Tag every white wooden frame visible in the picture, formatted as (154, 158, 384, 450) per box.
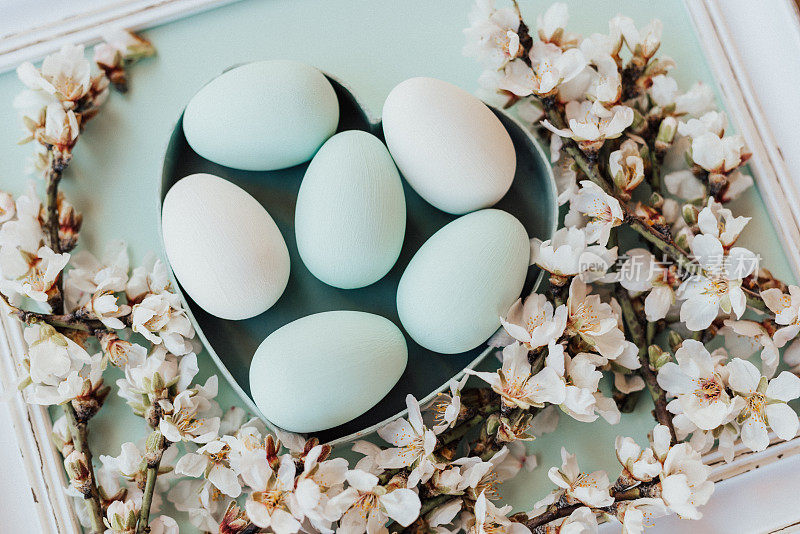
(0, 0, 241, 74)
(1, 0, 800, 532)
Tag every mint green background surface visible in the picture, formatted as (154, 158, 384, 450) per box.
(0, 0, 795, 530)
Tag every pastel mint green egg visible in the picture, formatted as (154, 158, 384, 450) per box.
(295, 130, 406, 289)
(250, 311, 408, 432)
(397, 209, 529, 354)
(183, 60, 339, 171)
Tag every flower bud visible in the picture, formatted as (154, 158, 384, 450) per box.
(649, 345, 671, 369)
(64, 451, 92, 496)
(106, 500, 139, 532)
(648, 192, 664, 209)
(655, 116, 678, 150)
(667, 331, 683, 352)
(681, 204, 699, 226)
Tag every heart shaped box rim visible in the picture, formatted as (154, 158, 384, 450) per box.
(157, 67, 558, 446)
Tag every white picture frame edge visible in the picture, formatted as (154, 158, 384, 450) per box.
(1, 0, 800, 531)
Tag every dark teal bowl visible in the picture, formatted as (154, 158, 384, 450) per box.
(159, 69, 558, 444)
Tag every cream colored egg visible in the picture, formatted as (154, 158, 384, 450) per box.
(161, 173, 290, 320)
(382, 77, 516, 215)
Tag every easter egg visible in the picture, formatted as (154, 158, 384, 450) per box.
(183, 60, 339, 171)
(397, 209, 529, 354)
(295, 130, 406, 289)
(161, 173, 290, 320)
(382, 77, 516, 214)
(250, 311, 408, 432)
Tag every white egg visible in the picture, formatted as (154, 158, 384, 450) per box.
(382, 77, 516, 215)
(250, 311, 408, 432)
(161, 173, 290, 320)
(295, 130, 406, 289)
(183, 60, 339, 171)
(397, 209, 529, 354)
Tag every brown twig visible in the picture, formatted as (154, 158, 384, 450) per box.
(512, 480, 660, 531)
(615, 287, 677, 444)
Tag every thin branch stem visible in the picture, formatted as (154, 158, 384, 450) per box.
(63, 402, 104, 533)
(137, 433, 168, 534)
(514, 480, 660, 530)
(42, 151, 106, 531)
(615, 287, 677, 444)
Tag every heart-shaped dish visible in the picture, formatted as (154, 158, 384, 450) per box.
(159, 67, 558, 445)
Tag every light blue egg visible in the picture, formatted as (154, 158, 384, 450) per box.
(295, 131, 406, 289)
(183, 60, 339, 171)
(249, 311, 407, 432)
(397, 209, 529, 354)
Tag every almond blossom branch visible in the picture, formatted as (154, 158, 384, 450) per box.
(63, 400, 105, 534)
(615, 286, 677, 444)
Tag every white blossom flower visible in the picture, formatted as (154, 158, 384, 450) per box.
(721, 319, 780, 378)
(553, 157, 579, 205)
(676, 83, 716, 116)
(126, 253, 171, 302)
(158, 384, 220, 444)
(245, 454, 303, 534)
(131, 291, 195, 355)
(167, 478, 225, 531)
(616, 498, 668, 534)
(657, 340, 734, 430)
(720, 169, 754, 202)
(614, 436, 661, 482)
(726, 358, 800, 451)
(536, 3, 569, 44)
(546, 345, 616, 423)
(659, 439, 714, 519)
(43, 103, 80, 151)
(149, 516, 179, 534)
(431, 375, 469, 433)
(697, 198, 750, 248)
(83, 290, 131, 329)
(548, 447, 613, 508)
(463, 0, 522, 69)
(0, 191, 15, 224)
(0, 245, 69, 303)
(566, 181, 623, 246)
(617, 248, 677, 322)
(612, 16, 662, 59)
(325, 469, 421, 534)
(648, 75, 678, 108)
(678, 111, 727, 138)
(471, 491, 530, 534)
(175, 438, 242, 497)
(677, 234, 758, 330)
(761, 285, 800, 346)
(22, 323, 103, 405)
(468, 342, 566, 410)
(542, 100, 634, 151)
(565, 277, 626, 360)
(663, 169, 706, 201)
(377, 395, 440, 487)
(94, 29, 155, 67)
(500, 291, 567, 349)
(498, 42, 586, 98)
(117, 347, 198, 414)
(690, 132, 747, 174)
(551, 506, 598, 533)
(531, 227, 617, 282)
(17, 44, 91, 103)
(609, 140, 645, 195)
(104, 499, 138, 534)
(64, 240, 129, 311)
